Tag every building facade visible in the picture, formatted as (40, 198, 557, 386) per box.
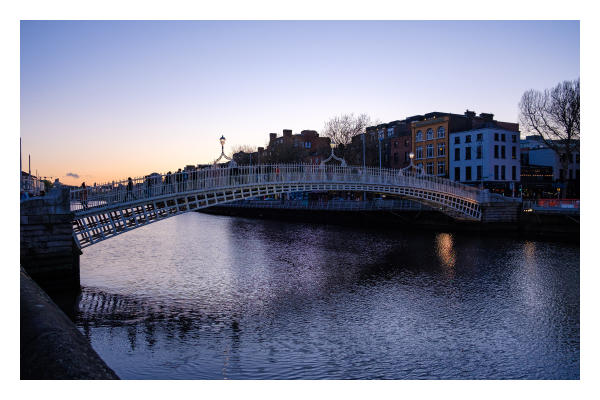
(449, 123, 521, 194)
(410, 110, 519, 179)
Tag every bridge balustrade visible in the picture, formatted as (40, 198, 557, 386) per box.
(70, 164, 481, 213)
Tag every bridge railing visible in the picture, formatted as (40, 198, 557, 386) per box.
(69, 164, 481, 213)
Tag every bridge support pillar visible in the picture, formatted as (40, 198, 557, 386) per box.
(20, 188, 81, 293)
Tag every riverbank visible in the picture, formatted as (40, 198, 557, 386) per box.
(198, 206, 579, 241)
(20, 266, 119, 380)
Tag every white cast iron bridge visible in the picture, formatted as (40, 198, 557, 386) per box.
(70, 164, 486, 248)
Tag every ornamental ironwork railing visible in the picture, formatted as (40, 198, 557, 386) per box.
(69, 164, 482, 213)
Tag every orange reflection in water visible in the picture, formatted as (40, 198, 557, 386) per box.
(436, 233, 456, 281)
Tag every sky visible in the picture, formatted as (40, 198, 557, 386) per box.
(19, 20, 580, 186)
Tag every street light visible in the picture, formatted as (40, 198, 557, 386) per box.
(320, 139, 347, 167)
(477, 136, 484, 190)
(213, 135, 234, 168)
(378, 131, 384, 169)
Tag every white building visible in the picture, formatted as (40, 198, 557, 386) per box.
(528, 147, 580, 181)
(449, 122, 521, 189)
(21, 171, 44, 195)
(521, 135, 580, 181)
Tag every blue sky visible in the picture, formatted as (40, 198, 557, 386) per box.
(19, 20, 580, 184)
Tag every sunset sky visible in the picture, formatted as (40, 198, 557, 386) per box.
(19, 20, 580, 186)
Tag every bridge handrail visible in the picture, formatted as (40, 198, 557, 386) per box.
(69, 164, 481, 213)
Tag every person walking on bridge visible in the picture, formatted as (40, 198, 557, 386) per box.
(80, 182, 88, 209)
(126, 177, 135, 201)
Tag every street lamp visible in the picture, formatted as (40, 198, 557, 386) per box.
(320, 139, 347, 167)
(400, 151, 424, 175)
(213, 135, 235, 168)
(378, 131, 384, 169)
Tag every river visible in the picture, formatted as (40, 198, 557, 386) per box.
(70, 212, 579, 379)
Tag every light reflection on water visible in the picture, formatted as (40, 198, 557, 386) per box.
(76, 212, 579, 380)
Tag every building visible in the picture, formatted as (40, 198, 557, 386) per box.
(411, 110, 519, 178)
(242, 129, 330, 165)
(21, 171, 44, 195)
(364, 117, 420, 169)
(449, 122, 521, 195)
(519, 134, 580, 198)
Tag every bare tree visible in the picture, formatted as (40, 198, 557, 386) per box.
(229, 144, 257, 158)
(518, 78, 580, 198)
(321, 113, 381, 146)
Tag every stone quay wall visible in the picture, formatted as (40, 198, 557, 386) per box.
(20, 188, 81, 292)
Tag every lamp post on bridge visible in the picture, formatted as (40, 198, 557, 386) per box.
(400, 151, 425, 175)
(320, 140, 347, 167)
(213, 135, 236, 169)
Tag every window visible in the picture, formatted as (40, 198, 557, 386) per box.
(569, 169, 573, 179)
(494, 133, 499, 141)
(306, 142, 311, 148)
(465, 135, 471, 143)
(426, 129, 433, 140)
(476, 145, 482, 159)
(416, 131, 423, 141)
(454, 167, 460, 181)
(494, 145, 499, 158)
(394, 141, 398, 148)
(416, 146, 423, 159)
(576, 154, 580, 163)
(394, 153, 399, 162)
(454, 136, 460, 144)
(477, 133, 483, 142)
(465, 147, 472, 160)
(405, 152, 410, 162)
(501, 165, 506, 180)
(426, 144, 434, 158)
(426, 162, 434, 175)
(576, 169, 580, 179)
(405, 140, 410, 147)
(454, 148, 460, 161)
(512, 146, 516, 159)
(569, 154, 574, 164)
(477, 165, 482, 180)
(501, 146, 506, 159)
(437, 161, 445, 175)
(466, 166, 472, 181)
(437, 126, 445, 138)
(294, 140, 298, 147)
(512, 135, 517, 143)
(501, 133, 506, 142)
(494, 165, 499, 180)
(512, 166, 517, 181)
(438, 142, 445, 157)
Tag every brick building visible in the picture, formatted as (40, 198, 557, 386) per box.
(410, 110, 519, 177)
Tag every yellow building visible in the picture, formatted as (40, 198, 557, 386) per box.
(411, 116, 450, 177)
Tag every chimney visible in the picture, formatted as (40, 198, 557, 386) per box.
(465, 110, 476, 118)
(269, 133, 277, 143)
(283, 129, 292, 137)
(479, 113, 494, 122)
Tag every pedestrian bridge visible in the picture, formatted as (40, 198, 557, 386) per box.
(70, 164, 489, 248)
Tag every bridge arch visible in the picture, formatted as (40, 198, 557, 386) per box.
(71, 164, 484, 248)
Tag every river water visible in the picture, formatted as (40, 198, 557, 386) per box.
(73, 212, 579, 379)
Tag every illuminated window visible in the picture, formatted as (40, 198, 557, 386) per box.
(437, 142, 445, 157)
(437, 161, 445, 175)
